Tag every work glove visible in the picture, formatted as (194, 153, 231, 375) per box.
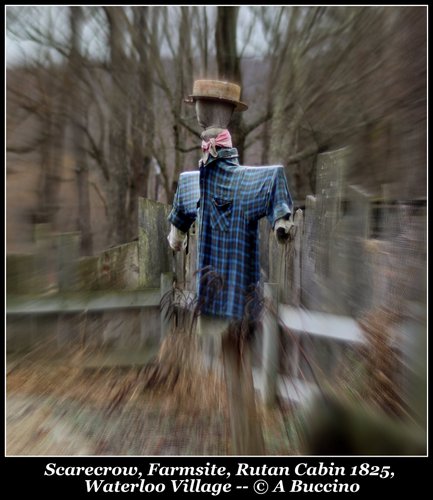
(274, 216, 296, 244)
(167, 224, 187, 252)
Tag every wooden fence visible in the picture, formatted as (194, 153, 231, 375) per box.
(6, 147, 426, 407)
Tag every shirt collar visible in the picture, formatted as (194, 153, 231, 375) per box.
(199, 147, 239, 168)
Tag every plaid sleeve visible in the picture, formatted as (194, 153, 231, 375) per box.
(266, 166, 293, 227)
(242, 166, 292, 226)
(168, 172, 200, 232)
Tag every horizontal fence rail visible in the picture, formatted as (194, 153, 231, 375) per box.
(6, 289, 161, 314)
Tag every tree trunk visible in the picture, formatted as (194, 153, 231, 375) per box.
(261, 94, 272, 165)
(171, 7, 193, 202)
(215, 7, 241, 83)
(69, 6, 93, 256)
(215, 6, 245, 162)
(36, 108, 56, 223)
(34, 66, 66, 226)
(105, 7, 129, 246)
(129, 7, 154, 237)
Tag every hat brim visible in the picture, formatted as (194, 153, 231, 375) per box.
(185, 95, 248, 112)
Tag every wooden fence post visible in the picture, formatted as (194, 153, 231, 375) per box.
(301, 195, 318, 310)
(185, 222, 198, 292)
(138, 198, 172, 288)
(222, 328, 265, 455)
(293, 209, 303, 306)
(262, 282, 279, 407)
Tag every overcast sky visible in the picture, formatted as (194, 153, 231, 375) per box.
(5, 5, 270, 67)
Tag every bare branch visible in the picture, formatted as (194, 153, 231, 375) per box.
(7, 136, 45, 154)
(90, 181, 109, 216)
(243, 109, 274, 137)
(239, 7, 258, 59)
(75, 121, 110, 181)
(175, 144, 202, 153)
(178, 117, 202, 139)
(286, 144, 319, 165)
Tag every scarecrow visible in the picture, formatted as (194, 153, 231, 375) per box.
(167, 80, 294, 453)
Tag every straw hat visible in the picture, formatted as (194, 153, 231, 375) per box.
(185, 79, 248, 112)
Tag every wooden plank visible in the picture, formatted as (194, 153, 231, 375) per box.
(98, 241, 139, 290)
(279, 305, 364, 344)
(252, 369, 318, 405)
(259, 218, 270, 281)
(222, 331, 265, 455)
(56, 232, 81, 292)
(6, 289, 161, 314)
(6, 254, 37, 295)
(313, 148, 350, 314)
(34, 223, 54, 294)
(262, 283, 279, 407)
(185, 222, 198, 292)
(292, 209, 303, 306)
(301, 195, 318, 310)
(138, 198, 172, 288)
(78, 256, 100, 290)
(268, 224, 293, 304)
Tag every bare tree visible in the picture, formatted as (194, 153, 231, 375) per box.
(147, 6, 200, 203)
(103, 7, 130, 245)
(262, 7, 403, 198)
(69, 6, 93, 255)
(7, 5, 426, 251)
(7, 8, 68, 226)
(127, 7, 155, 234)
(215, 6, 274, 163)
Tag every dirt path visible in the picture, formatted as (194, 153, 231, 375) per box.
(7, 375, 228, 455)
(7, 391, 229, 455)
(6, 350, 292, 456)
(7, 394, 95, 455)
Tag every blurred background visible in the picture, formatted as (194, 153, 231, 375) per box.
(6, 6, 427, 456)
(6, 6, 426, 254)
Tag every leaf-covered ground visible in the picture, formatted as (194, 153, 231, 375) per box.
(6, 347, 293, 456)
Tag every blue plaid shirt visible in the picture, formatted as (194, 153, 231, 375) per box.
(168, 147, 293, 319)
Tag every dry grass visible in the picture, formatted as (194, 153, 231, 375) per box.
(140, 330, 228, 414)
(7, 334, 292, 455)
(6, 341, 229, 455)
(7, 293, 419, 456)
(357, 306, 409, 418)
